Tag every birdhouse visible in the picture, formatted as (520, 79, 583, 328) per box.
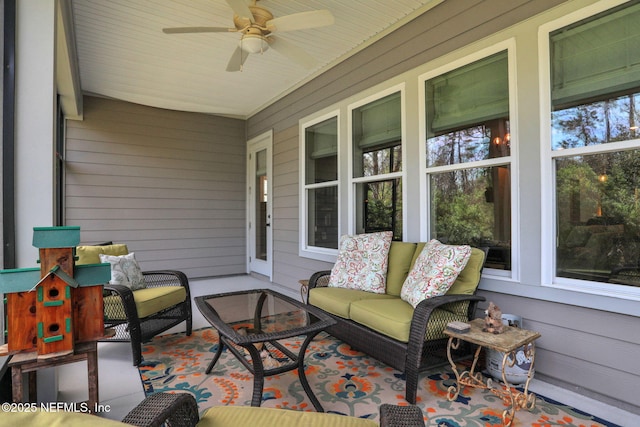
(0, 226, 110, 359)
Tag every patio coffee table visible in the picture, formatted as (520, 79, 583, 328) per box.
(194, 289, 336, 411)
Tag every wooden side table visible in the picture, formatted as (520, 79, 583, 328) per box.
(8, 341, 99, 413)
(443, 318, 541, 427)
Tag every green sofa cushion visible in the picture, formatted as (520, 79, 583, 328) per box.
(446, 247, 485, 295)
(3, 410, 130, 427)
(385, 241, 418, 296)
(349, 298, 468, 343)
(349, 297, 414, 342)
(76, 244, 129, 265)
(198, 406, 377, 427)
(104, 286, 187, 319)
(309, 287, 396, 319)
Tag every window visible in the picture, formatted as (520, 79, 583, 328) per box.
(551, 2, 640, 289)
(424, 50, 512, 271)
(302, 115, 339, 253)
(351, 90, 403, 240)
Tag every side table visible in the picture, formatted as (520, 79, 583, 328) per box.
(298, 279, 309, 303)
(8, 341, 99, 413)
(443, 318, 541, 426)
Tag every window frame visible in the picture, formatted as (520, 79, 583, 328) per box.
(347, 84, 407, 238)
(539, 0, 640, 301)
(299, 110, 341, 262)
(419, 40, 520, 281)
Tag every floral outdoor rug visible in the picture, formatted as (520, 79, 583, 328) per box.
(138, 328, 619, 427)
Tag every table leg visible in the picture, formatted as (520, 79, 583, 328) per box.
(498, 344, 537, 426)
(87, 346, 99, 413)
(11, 367, 23, 403)
(205, 339, 226, 374)
(297, 331, 324, 412)
(446, 337, 484, 401)
(245, 344, 265, 407)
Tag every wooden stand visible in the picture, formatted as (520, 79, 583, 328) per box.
(8, 340, 99, 412)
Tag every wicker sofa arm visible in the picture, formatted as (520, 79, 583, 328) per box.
(308, 270, 332, 289)
(379, 404, 425, 427)
(103, 283, 141, 323)
(122, 392, 200, 427)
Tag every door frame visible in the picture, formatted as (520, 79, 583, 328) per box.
(246, 130, 273, 280)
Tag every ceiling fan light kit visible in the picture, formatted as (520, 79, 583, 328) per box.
(162, 0, 334, 71)
(240, 34, 269, 54)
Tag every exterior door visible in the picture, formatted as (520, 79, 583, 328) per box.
(247, 131, 273, 279)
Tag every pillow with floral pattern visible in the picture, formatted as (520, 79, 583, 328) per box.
(328, 231, 393, 294)
(400, 239, 471, 308)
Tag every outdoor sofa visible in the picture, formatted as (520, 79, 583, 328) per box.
(307, 239, 486, 404)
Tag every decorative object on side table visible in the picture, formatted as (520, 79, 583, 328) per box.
(482, 301, 505, 334)
(444, 318, 541, 427)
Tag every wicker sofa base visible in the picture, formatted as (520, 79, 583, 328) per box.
(321, 310, 462, 404)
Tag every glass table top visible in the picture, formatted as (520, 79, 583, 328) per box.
(195, 289, 334, 343)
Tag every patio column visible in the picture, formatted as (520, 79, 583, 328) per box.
(14, 0, 56, 267)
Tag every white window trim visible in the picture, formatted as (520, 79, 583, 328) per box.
(418, 39, 520, 281)
(299, 109, 341, 262)
(347, 83, 407, 237)
(538, 0, 640, 302)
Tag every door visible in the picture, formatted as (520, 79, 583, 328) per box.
(247, 131, 273, 279)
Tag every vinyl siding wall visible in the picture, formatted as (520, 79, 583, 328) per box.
(65, 96, 246, 278)
(246, 0, 639, 414)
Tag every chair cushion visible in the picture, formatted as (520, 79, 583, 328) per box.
(309, 287, 395, 319)
(385, 241, 418, 296)
(76, 244, 129, 265)
(349, 298, 467, 343)
(446, 247, 485, 295)
(3, 410, 130, 427)
(198, 406, 377, 427)
(104, 286, 187, 320)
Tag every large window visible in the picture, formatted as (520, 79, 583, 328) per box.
(551, 2, 640, 289)
(351, 91, 403, 240)
(302, 115, 339, 252)
(424, 50, 512, 271)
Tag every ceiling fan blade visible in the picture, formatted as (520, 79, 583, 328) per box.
(268, 36, 317, 69)
(163, 27, 234, 34)
(266, 10, 334, 32)
(225, 0, 254, 23)
(226, 46, 249, 72)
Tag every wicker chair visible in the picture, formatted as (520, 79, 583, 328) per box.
(76, 244, 193, 366)
(102, 269, 192, 366)
(122, 392, 426, 427)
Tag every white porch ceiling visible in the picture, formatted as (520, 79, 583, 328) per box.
(71, 0, 441, 118)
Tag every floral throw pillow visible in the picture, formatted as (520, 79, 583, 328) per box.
(328, 231, 393, 294)
(400, 239, 472, 308)
(99, 252, 146, 291)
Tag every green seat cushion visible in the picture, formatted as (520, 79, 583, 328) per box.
(385, 241, 418, 296)
(4, 410, 130, 427)
(349, 298, 467, 343)
(76, 244, 129, 265)
(104, 286, 186, 319)
(198, 406, 377, 427)
(309, 287, 396, 319)
(349, 297, 414, 342)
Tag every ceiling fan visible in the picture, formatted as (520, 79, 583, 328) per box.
(162, 0, 334, 72)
